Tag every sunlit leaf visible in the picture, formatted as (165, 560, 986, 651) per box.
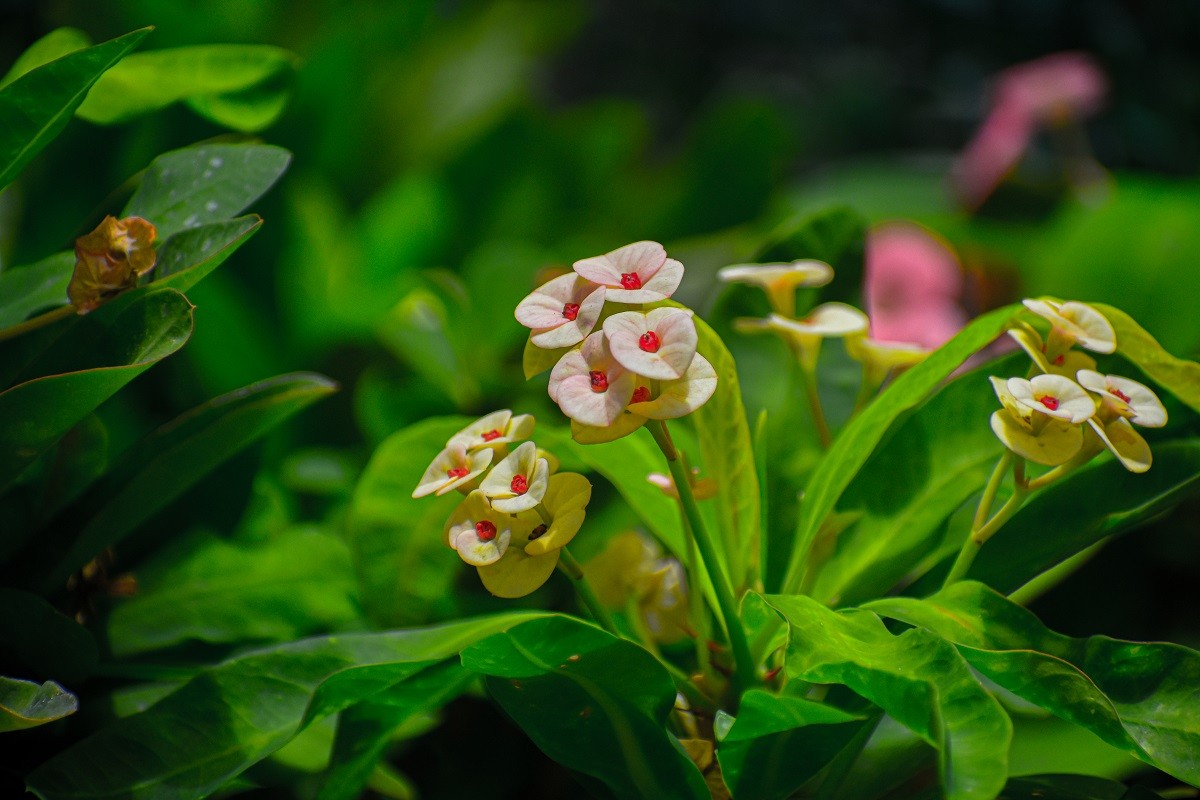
(1095, 303, 1200, 415)
(0, 28, 90, 89)
(460, 616, 709, 800)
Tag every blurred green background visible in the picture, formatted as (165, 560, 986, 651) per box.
(3, 1, 1199, 794)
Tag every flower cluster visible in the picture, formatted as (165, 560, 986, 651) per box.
(992, 299, 1166, 472)
(412, 410, 592, 597)
(516, 241, 716, 442)
(68, 215, 158, 314)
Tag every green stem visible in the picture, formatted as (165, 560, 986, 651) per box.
(971, 451, 1013, 531)
(557, 547, 620, 638)
(798, 362, 832, 448)
(677, 497, 716, 685)
(0, 304, 74, 343)
(943, 457, 1027, 589)
(648, 421, 756, 705)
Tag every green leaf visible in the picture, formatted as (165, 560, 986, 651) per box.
(968, 439, 1200, 593)
(123, 142, 291, 239)
(0, 676, 77, 733)
(0, 251, 74, 327)
(0, 28, 91, 89)
(76, 44, 296, 131)
(779, 303, 1021, 592)
(26, 613, 545, 800)
(717, 689, 864, 800)
(106, 528, 361, 658)
(1000, 774, 1163, 800)
(21, 373, 336, 595)
(0, 589, 96, 685)
(460, 616, 709, 800)
(376, 286, 479, 408)
(0, 28, 151, 190)
(765, 593, 1012, 800)
(867, 581, 1200, 784)
(811, 354, 1017, 606)
(1095, 303, 1200, 415)
(346, 416, 471, 628)
(753, 205, 867, 269)
(690, 307, 761, 593)
(152, 214, 263, 293)
(0, 288, 193, 491)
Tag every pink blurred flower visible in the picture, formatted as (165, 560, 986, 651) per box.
(864, 222, 966, 350)
(953, 52, 1107, 208)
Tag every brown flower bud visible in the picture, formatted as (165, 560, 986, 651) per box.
(68, 215, 157, 313)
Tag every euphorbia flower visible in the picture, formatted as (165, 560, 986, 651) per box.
(1023, 299, 1116, 358)
(626, 353, 717, 419)
(864, 222, 966, 350)
(572, 240, 683, 303)
(479, 441, 550, 513)
(1008, 324, 1096, 378)
(1076, 370, 1167, 473)
(514, 273, 607, 349)
(68, 215, 158, 313)
(647, 469, 718, 501)
(716, 260, 833, 317)
(444, 490, 530, 567)
(743, 304, 869, 371)
(448, 409, 535, 453)
(477, 472, 592, 598)
(846, 336, 929, 389)
(412, 442, 494, 498)
(548, 331, 636, 426)
(989, 375, 1087, 465)
(603, 307, 698, 380)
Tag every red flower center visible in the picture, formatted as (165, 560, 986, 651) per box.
(475, 520, 497, 541)
(631, 386, 651, 403)
(639, 331, 661, 353)
(529, 523, 548, 540)
(1039, 395, 1060, 411)
(562, 302, 580, 321)
(511, 474, 528, 495)
(481, 429, 503, 442)
(1053, 354, 1065, 366)
(619, 272, 642, 290)
(1110, 387, 1132, 403)
(589, 370, 609, 392)
(446, 466, 470, 479)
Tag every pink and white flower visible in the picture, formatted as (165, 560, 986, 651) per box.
(602, 307, 698, 380)
(626, 353, 717, 419)
(479, 441, 550, 513)
(412, 442, 494, 498)
(514, 273, 607, 349)
(572, 240, 684, 304)
(548, 331, 636, 427)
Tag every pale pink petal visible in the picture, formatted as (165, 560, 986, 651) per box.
(604, 307, 697, 380)
(629, 353, 717, 419)
(609, 240, 667, 277)
(601, 258, 684, 304)
(556, 369, 635, 426)
(548, 349, 589, 402)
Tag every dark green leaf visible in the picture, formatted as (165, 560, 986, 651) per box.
(0, 28, 151, 190)
(754, 205, 867, 270)
(76, 45, 297, 131)
(0, 589, 96, 685)
(26, 613, 545, 800)
(22, 373, 335, 595)
(461, 616, 709, 800)
(779, 304, 1021, 593)
(765, 593, 1011, 800)
(375, 287, 479, 408)
(0, 288, 193, 491)
(346, 416, 471, 627)
(717, 689, 863, 800)
(968, 439, 1200, 593)
(122, 142, 291, 239)
(868, 582, 1200, 785)
(151, 214, 263, 292)
(0, 676, 77, 733)
(0, 28, 90, 89)
(0, 251, 73, 327)
(1095, 303, 1200, 415)
(1000, 774, 1162, 800)
(106, 528, 361, 658)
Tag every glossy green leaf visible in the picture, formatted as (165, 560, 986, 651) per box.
(77, 45, 297, 131)
(0, 28, 150, 190)
(0, 589, 96, 685)
(152, 214, 263, 292)
(0, 28, 90, 89)
(460, 616, 709, 800)
(23, 373, 336, 595)
(123, 142, 291, 239)
(765, 593, 1011, 800)
(717, 689, 863, 800)
(1095, 303, 1200, 414)
(26, 613, 545, 800)
(106, 528, 361, 658)
(779, 303, 1021, 593)
(0, 288, 193, 491)
(0, 676, 77, 733)
(346, 416, 470, 627)
(867, 581, 1200, 784)
(0, 251, 73, 327)
(968, 439, 1200, 593)
(812, 354, 1016, 606)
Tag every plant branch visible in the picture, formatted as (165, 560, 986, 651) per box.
(0, 304, 74, 343)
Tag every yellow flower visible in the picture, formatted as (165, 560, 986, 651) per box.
(1022, 298, 1116, 360)
(68, 216, 158, 313)
(1076, 370, 1167, 473)
(989, 375, 1092, 465)
(717, 260, 833, 317)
